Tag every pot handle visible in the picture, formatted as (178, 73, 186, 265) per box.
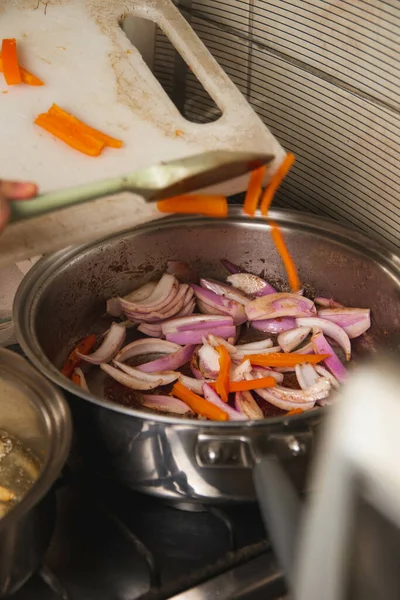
(253, 454, 301, 591)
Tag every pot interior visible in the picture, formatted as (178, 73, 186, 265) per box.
(17, 210, 400, 414)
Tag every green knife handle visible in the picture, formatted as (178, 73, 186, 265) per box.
(9, 176, 129, 223)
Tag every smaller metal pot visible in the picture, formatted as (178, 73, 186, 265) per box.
(0, 349, 72, 597)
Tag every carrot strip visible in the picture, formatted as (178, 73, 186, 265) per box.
(71, 371, 82, 386)
(228, 377, 277, 392)
(1, 39, 21, 85)
(157, 195, 228, 218)
(244, 353, 330, 367)
(259, 152, 295, 216)
(215, 345, 231, 402)
(171, 382, 228, 421)
(61, 334, 97, 378)
(269, 221, 301, 293)
(35, 113, 105, 157)
(0, 54, 43, 85)
(243, 165, 266, 216)
(286, 408, 303, 416)
(47, 104, 122, 148)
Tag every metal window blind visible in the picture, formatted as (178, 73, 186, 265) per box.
(152, 0, 400, 251)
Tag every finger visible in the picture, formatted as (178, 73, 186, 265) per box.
(0, 181, 38, 200)
(0, 196, 11, 233)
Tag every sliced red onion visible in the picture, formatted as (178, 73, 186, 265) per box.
(203, 384, 247, 421)
(162, 314, 234, 335)
(197, 298, 247, 326)
(73, 367, 90, 392)
(256, 388, 315, 412)
(221, 259, 242, 274)
(314, 297, 343, 309)
(315, 365, 339, 389)
(206, 334, 237, 355)
(191, 283, 229, 308)
(114, 361, 180, 386)
(295, 341, 314, 355)
(137, 345, 195, 373)
(234, 345, 281, 359)
(317, 308, 371, 339)
(106, 298, 123, 318)
(227, 273, 276, 296)
(137, 323, 164, 337)
(246, 293, 316, 321)
(100, 363, 164, 390)
(198, 343, 220, 378)
(235, 391, 264, 420)
(277, 326, 311, 353)
(178, 374, 204, 395)
(77, 323, 126, 365)
(190, 348, 203, 380)
(236, 339, 274, 351)
(296, 317, 351, 361)
(251, 367, 284, 384)
(166, 261, 198, 283)
(115, 339, 181, 364)
(257, 377, 331, 403)
(142, 394, 194, 415)
(124, 281, 157, 303)
(230, 359, 252, 381)
(166, 325, 236, 345)
(250, 317, 296, 333)
(311, 330, 347, 383)
(175, 298, 196, 317)
(295, 363, 320, 390)
(120, 274, 179, 314)
(123, 284, 189, 322)
(200, 278, 251, 306)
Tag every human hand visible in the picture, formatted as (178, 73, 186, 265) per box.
(0, 180, 38, 233)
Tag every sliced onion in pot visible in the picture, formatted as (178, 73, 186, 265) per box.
(230, 359, 252, 381)
(120, 274, 179, 314)
(235, 339, 274, 351)
(166, 325, 236, 345)
(124, 281, 157, 303)
(162, 315, 234, 335)
(137, 345, 195, 373)
(100, 363, 163, 390)
(203, 384, 247, 421)
(191, 284, 231, 308)
(295, 363, 320, 390)
(198, 343, 220, 378)
(113, 361, 180, 386)
(296, 317, 351, 361)
(197, 299, 247, 326)
(221, 259, 242, 274)
(317, 308, 371, 339)
(234, 345, 281, 359)
(166, 261, 198, 283)
(311, 330, 347, 383)
(206, 334, 237, 355)
(178, 374, 204, 395)
(250, 317, 296, 333)
(235, 391, 263, 420)
(106, 298, 123, 318)
(77, 323, 126, 365)
(246, 293, 316, 321)
(123, 284, 189, 322)
(256, 377, 331, 403)
(137, 323, 164, 337)
(314, 297, 343, 309)
(115, 339, 181, 364)
(73, 367, 90, 392)
(315, 365, 339, 389)
(249, 367, 284, 384)
(227, 273, 276, 297)
(256, 388, 315, 412)
(277, 327, 311, 353)
(142, 394, 194, 415)
(200, 278, 251, 306)
(295, 342, 314, 355)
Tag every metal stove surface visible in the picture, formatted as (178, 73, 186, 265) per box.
(11, 471, 286, 600)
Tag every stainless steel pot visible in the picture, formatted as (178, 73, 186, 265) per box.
(0, 349, 71, 597)
(13, 208, 400, 506)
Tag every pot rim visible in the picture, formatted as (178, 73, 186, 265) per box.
(0, 349, 72, 530)
(13, 207, 400, 428)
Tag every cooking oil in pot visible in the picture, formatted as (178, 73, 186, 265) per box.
(0, 430, 40, 519)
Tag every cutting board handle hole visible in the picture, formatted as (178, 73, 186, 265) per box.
(120, 15, 223, 125)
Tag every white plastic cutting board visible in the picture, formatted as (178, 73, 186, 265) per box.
(0, 0, 285, 266)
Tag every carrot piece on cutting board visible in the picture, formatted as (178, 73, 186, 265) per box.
(1, 39, 21, 85)
(61, 334, 97, 378)
(47, 104, 123, 149)
(157, 195, 228, 218)
(0, 53, 43, 86)
(35, 113, 105, 157)
(171, 382, 228, 421)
